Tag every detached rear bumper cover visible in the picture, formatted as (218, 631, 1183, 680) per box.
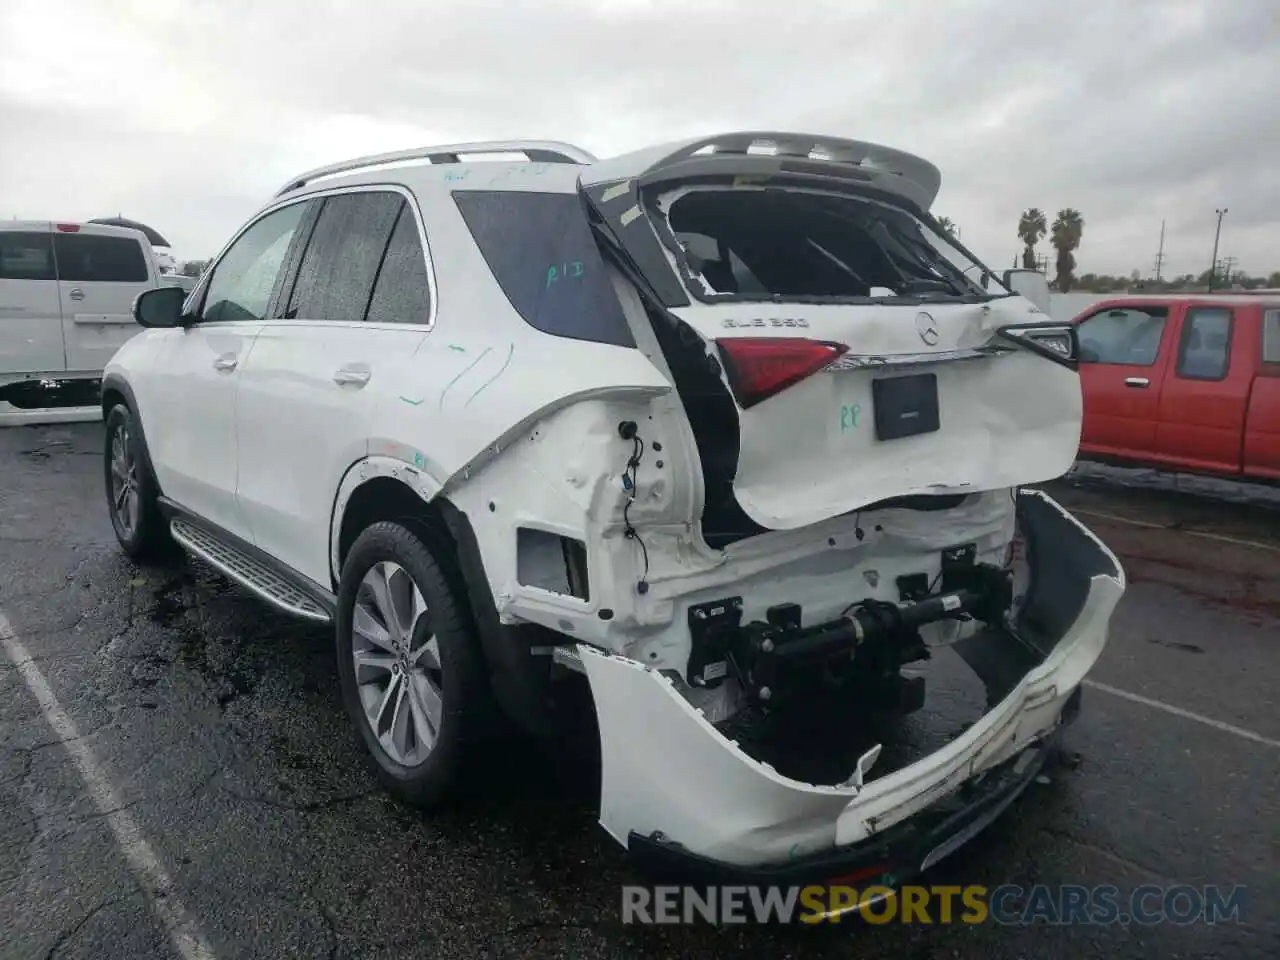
(579, 489, 1124, 876)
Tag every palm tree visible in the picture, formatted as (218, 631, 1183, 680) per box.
(1050, 209, 1085, 292)
(1017, 208, 1047, 269)
(936, 216, 958, 239)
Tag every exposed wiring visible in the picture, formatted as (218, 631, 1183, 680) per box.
(618, 422, 650, 594)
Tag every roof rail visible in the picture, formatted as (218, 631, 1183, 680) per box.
(275, 140, 597, 196)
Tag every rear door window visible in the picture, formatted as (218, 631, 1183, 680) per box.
(1176, 307, 1233, 381)
(0, 232, 56, 280)
(52, 233, 148, 282)
(1075, 306, 1168, 365)
(453, 191, 634, 346)
(284, 191, 402, 322)
(364, 207, 432, 325)
(1263, 310, 1280, 364)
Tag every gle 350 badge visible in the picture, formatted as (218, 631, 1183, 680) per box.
(721, 317, 810, 329)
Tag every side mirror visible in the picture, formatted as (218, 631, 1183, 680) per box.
(1002, 269, 1051, 314)
(133, 286, 188, 328)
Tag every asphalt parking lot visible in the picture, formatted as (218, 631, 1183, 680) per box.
(1, 422, 1277, 959)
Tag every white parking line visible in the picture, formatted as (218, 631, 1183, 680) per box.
(1070, 507, 1280, 553)
(1084, 679, 1280, 749)
(0, 609, 217, 960)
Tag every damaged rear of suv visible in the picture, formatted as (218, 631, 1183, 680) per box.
(537, 133, 1125, 892)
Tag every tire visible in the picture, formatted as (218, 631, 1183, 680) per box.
(103, 403, 174, 560)
(335, 520, 490, 808)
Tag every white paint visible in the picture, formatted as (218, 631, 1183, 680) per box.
(581, 490, 1125, 865)
(1071, 507, 1280, 554)
(1083, 679, 1280, 750)
(669, 294, 1082, 530)
(0, 609, 218, 960)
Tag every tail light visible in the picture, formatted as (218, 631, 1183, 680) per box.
(55, 223, 81, 233)
(716, 337, 848, 409)
(996, 322, 1078, 366)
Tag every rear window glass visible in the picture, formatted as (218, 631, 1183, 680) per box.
(365, 207, 432, 325)
(286, 191, 403, 322)
(0, 232, 55, 280)
(53, 233, 148, 282)
(1265, 310, 1280, 364)
(657, 187, 998, 302)
(453, 191, 634, 347)
(1176, 307, 1232, 380)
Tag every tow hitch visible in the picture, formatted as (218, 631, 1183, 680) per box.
(686, 547, 1015, 709)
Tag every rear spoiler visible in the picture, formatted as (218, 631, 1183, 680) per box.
(578, 133, 979, 309)
(580, 131, 942, 211)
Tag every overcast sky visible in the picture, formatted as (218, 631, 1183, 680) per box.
(2, 0, 1276, 277)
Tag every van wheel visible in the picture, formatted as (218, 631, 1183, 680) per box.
(335, 521, 489, 808)
(103, 403, 173, 560)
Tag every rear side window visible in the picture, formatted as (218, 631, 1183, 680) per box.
(0, 232, 55, 280)
(1176, 307, 1232, 381)
(453, 191, 634, 347)
(365, 207, 431, 325)
(285, 191, 402, 322)
(53, 233, 148, 282)
(1264, 310, 1280, 364)
(1076, 306, 1168, 366)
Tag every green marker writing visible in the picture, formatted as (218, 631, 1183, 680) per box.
(840, 403, 861, 432)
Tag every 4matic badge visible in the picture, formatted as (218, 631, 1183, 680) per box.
(721, 317, 810, 329)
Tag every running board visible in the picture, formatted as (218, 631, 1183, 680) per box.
(169, 519, 333, 623)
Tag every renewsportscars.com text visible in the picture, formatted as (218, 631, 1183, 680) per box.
(621, 883, 1248, 925)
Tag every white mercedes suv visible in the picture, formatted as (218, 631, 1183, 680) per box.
(102, 132, 1124, 901)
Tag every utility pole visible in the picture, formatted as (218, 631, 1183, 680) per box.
(1207, 208, 1227, 291)
(1153, 219, 1166, 282)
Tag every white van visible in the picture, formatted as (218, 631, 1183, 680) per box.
(0, 220, 165, 409)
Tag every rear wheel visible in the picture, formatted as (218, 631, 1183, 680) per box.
(335, 521, 490, 808)
(103, 403, 173, 560)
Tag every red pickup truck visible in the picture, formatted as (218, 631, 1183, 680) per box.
(1071, 294, 1280, 481)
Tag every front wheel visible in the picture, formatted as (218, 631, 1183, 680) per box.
(103, 403, 173, 560)
(335, 521, 490, 808)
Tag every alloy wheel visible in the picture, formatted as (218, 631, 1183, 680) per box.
(109, 422, 140, 538)
(351, 560, 444, 767)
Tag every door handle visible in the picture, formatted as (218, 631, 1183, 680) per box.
(333, 367, 371, 387)
(1124, 377, 1149, 388)
(213, 354, 238, 372)
(69, 288, 85, 301)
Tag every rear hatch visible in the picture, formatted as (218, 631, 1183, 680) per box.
(580, 132, 1083, 535)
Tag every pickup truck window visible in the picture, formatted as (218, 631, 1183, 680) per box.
(1264, 309, 1280, 364)
(0, 231, 55, 281)
(1076, 307, 1167, 366)
(1175, 307, 1232, 381)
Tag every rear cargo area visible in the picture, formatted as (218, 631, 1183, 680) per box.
(598, 179, 1082, 549)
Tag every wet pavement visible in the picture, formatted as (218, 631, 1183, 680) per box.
(1, 422, 1277, 959)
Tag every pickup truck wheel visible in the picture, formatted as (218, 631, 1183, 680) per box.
(335, 521, 489, 809)
(103, 403, 173, 560)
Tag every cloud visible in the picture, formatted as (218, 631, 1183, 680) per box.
(1, 0, 1275, 277)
